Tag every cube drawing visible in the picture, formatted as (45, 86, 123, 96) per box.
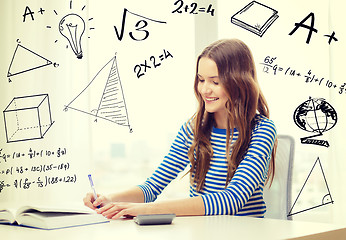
(3, 94, 54, 143)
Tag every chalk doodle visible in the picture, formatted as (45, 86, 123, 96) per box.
(288, 157, 334, 217)
(260, 56, 346, 96)
(134, 49, 173, 79)
(114, 8, 167, 41)
(64, 54, 132, 132)
(7, 44, 53, 81)
(293, 97, 337, 147)
(231, 1, 278, 37)
(3, 94, 55, 143)
(172, 0, 215, 16)
(289, 12, 338, 45)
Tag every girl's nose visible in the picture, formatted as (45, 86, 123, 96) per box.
(201, 83, 212, 95)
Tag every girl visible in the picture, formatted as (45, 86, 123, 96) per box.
(83, 38, 277, 219)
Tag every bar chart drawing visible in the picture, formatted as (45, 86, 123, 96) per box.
(64, 54, 132, 132)
(288, 157, 334, 217)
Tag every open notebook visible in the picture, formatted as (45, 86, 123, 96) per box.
(0, 204, 109, 230)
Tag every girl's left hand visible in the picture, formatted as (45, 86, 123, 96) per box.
(96, 202, 153, 220)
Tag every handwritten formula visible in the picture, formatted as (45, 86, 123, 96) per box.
(0, 147, 77, 193)
(1, 162, 70, 175)
(1, 174, 77, 191)
(172, 0, 215, 16)
(0, 147, 67, 163)
(134, 49, 173, 78)
(260, 56, 346, 96)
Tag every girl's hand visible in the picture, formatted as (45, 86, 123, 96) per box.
(96, 202, 154, 219)
(83, 192, 111, 210)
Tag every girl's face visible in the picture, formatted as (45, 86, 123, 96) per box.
(197, 57, 228, 120)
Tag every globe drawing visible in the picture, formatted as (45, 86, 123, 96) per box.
(293, 97, 337, 134)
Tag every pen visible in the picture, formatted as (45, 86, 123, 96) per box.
(88, 174, 100, 208)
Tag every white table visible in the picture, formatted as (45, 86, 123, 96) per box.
(1, 215, 345, 240)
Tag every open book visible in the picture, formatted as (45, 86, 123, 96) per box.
(0, 204, 109, 230)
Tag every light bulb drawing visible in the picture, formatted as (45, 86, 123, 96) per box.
(59, 13, 85, 59)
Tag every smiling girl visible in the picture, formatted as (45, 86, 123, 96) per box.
(84, 39, 277, 219)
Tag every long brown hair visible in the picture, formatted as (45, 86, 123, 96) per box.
(188, 39, 276, 192)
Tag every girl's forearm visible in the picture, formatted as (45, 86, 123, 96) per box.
(107, 187, 205, 217)
(149, 196, 205, 216)
(108, 186, 145, 203)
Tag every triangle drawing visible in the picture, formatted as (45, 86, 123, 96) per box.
(288, 157, 334, 217)
(7, 44, 52, 78)
(64, 54, 132, 131)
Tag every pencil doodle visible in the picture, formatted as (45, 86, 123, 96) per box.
(3, 94, 55, 143)
(64, 54, 132, 132)
(288, 157, 334, 217)
(7, 44, 53, 81)
(293, 97, 337, 147)
(231, 1, 278, 37)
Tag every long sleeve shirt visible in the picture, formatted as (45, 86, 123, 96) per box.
(138, 114, 277, 217)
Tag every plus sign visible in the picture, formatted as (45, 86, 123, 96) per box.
(38, 8, 45, 15)
(324, 31, 338, 45)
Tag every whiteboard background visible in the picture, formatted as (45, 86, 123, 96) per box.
(0, 0, 345, 225)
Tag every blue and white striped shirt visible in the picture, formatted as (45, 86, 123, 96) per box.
(138, 114, 277, 217)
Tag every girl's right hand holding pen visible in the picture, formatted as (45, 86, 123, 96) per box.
(83, 192, 111, 210)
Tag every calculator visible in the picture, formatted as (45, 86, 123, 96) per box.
(134, 214, 176, 225)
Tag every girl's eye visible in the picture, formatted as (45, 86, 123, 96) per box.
(213, 81, 219, 85)
(198, 78, 205, 83)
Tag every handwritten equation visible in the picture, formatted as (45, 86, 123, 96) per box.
(0, 174, 77, 191)
(134, 49, 173, 78)
(172, 0, 215, 16)
(0, 147, 67, 163)
(0, 162, 70, 176)
(0, 147, 76, 193)
(260, 56, 346, 96)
